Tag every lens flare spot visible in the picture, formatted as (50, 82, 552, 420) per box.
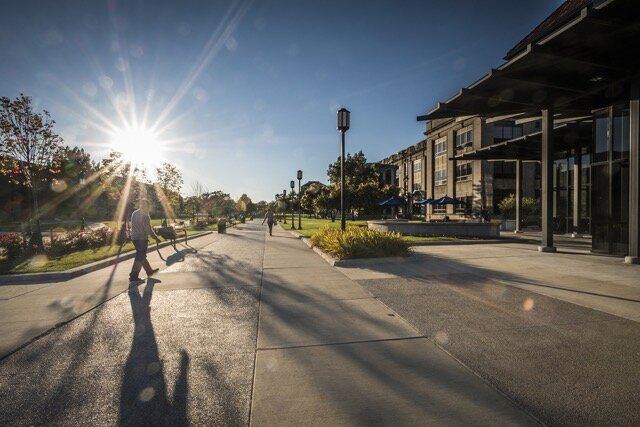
(266, 358, 278, 372)
(115, 57, 129, 72)
(82, 82, 98, 97)
(99, 75, 113, 89)
(139, 387, 155, 402)
(225, 36, 238, 51)
(193, 87, 208, 102)
(51, 179, 68, 193)
(522, 298, 535, 311)
(28, 254, 48, 268)
(129, 44, 143, 58)
(435, 331, 450, 345)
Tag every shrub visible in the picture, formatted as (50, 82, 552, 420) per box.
(0, 233, 26, 260)
(497, 194, 538, 220)
(310, 226, 409, 260)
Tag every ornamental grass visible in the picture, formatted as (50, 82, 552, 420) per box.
(310, 226, 409, 260)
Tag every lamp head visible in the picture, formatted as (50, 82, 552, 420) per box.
(337, 108, 350, 132)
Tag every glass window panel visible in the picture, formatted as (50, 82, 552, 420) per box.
(591, 164, 609, 221)
(612, 106, 629, 160)
(593, 112, 609, 163)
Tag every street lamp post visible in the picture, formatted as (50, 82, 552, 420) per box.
(297, 170, 303, 230)
(282, 190, 287, 224)
(403, 160, 409, 219)
(290, 180, 296, 230)
(337, 108, 350, 231)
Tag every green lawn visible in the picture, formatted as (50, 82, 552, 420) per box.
(0, 229, 214, 274)
(279, 217, 368, 238)
(283, 217, 457, 245)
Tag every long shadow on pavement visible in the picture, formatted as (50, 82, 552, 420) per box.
(120, 279, 189, 426)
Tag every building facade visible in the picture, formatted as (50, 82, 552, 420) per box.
(380, 0, 639, 260)
(381, 117, 539, 220)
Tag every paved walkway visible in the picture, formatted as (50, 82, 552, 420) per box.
(252, 225, 535, 426)
(1, 220, 638, 425)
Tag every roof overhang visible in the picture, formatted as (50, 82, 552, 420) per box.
(420, 0, 640, 121)
(453, 122, 592, 161)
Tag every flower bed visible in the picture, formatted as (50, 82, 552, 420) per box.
(0, 228, 114, 260)
(310, 226, 409, 260)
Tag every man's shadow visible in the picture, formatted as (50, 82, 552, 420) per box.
(119, 280, 189, 426)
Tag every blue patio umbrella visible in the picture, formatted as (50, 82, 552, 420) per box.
(377, 197, 405, 207)
(414, 198, 434, 205)
(432, 196, 465, 205)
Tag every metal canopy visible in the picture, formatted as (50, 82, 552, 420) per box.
(453, 122, 592, 161)
(420, 0, 640, 121)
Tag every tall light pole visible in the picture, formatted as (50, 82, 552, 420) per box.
(337, 108, 350, 231)
(290, 180, 296, 230)
(403, 159, 409, 219)
(297, 170, 303, 230)
(282, 190, 287, 224)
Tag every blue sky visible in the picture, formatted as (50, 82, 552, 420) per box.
(0, 0, 562, 202)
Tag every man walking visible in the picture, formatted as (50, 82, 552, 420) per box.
(129, 198, 160, 282)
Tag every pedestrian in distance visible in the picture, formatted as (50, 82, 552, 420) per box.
(129, 198, 160, 282)
(262, 208, 275, 236)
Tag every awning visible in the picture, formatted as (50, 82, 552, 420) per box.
(419, 0, 640, 121)
(453, 122, 592, 161)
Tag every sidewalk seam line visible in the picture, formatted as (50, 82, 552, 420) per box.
(247, 227, 267, 425)
(256, 335, 426, 351)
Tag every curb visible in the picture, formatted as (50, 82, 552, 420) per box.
(0, 231, 214, 285)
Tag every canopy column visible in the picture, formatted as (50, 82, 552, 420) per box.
(515, 159, 522, 233)
(539, 107, 556, 252)
(626, 81, 640, 264)
(572, 147, 582, 237)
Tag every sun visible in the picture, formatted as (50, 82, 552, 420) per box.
(109, 126, 164, 167)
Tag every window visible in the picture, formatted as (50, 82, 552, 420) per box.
(493, 161, 515, 179)
(412, 159, 422, 191)
(434, 160, 447, 185)
(432, 205, 446, 214)
(455, 161, 472, 181)
(455, 126, 473, 148)
(492, 122, 523, 142)
(456, 196, 472, 215)
(434, 136, 447, 156)
(434, 136, 447, 185)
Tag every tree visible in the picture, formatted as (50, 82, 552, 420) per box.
(155, 162, 183, 221)
(186, 181, 207, 221)
(0, 94, 63, 248)
(47, 146, 98, 218)
(326, 151, 384, 215)
(254, 200, 268, 215)
(236, 193, 253, 214)
(327, 151, 378, 187)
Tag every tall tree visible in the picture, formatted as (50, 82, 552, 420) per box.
(326, 150, 381, 215)
(236, 193, 253, 214)
(327, 150, 378, 187)
(155, 162, 183, 221)
(0, 94, 63, 247)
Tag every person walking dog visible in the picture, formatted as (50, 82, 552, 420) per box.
(129, 198, 160, 282)
(262, 208, 275, 236)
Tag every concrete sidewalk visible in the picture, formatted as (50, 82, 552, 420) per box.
(250, 225, 538, 426)
(0, 232, 224, 359)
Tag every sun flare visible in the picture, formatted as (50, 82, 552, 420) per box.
(109, 126, 164, 167)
